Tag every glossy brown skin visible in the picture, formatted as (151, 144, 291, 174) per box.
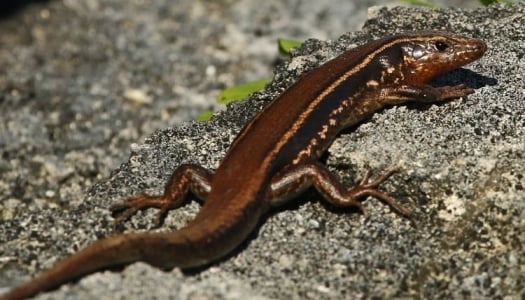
(1, 32, 486, 300)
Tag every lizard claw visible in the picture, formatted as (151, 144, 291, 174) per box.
(153, 207, 171, 228)
(110, 194, 169, 226)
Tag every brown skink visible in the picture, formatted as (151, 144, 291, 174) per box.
(1, 31, 486, 299)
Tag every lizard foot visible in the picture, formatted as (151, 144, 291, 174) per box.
(349, 167, 411, 217)
(110, 194, 178, 227)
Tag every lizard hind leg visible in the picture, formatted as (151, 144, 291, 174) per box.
(267, 162, 410, 217)
(110, 164, 213, 227)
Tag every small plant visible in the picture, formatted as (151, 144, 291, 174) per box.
(197, 38, 303, 121)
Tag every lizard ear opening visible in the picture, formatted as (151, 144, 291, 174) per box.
(401, 44, 426, 60)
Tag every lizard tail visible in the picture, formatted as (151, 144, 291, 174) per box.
(0, 231, 197, 300)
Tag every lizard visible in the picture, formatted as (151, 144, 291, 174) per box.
(1, 31, 486, 300)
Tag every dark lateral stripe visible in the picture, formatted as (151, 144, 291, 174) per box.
(261, 36, 440, 167)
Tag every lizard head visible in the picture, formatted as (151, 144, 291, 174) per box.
(396, 31, 487, 84)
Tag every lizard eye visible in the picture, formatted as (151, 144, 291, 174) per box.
(435, 41, 449, 51)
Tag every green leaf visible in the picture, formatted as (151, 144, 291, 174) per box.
(217, 78, 271, 105)
(398, 0, 440, 8)
(278, 38, 303, 56)
(479, 0, 512, 5)
(196, 110, 214, 122)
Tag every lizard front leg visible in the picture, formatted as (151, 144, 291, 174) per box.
(110, 164, 212, 226)
(378, 83, 475, 104)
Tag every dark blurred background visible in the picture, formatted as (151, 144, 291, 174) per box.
(0, 0, 51, 18)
